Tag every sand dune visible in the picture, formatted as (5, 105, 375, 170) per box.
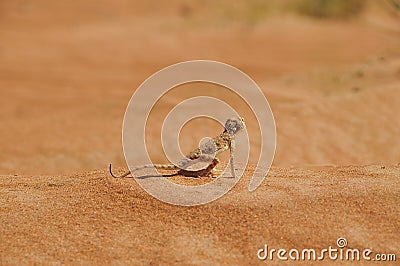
(1, 165, 399, 264)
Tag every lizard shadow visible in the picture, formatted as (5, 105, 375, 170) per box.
(133, 173, 233, 179)
(132, 173, 181, 179)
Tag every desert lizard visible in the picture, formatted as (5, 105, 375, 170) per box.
(109, 117, 245, 178)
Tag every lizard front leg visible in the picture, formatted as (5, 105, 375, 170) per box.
(229, 139, 236, 178)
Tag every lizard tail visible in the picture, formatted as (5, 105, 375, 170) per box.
(109, 163, 132, 178)
(109, 163, 179, 178)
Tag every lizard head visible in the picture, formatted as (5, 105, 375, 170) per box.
(225, 117, 245, 136)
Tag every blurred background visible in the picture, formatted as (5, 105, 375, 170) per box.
(0, 0, 399, 175)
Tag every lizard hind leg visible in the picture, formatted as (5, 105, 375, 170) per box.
(203, 157, 220, 178)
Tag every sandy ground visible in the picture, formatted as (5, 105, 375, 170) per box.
(0, 0, 399, 265)
(1, 165, 399, 264)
